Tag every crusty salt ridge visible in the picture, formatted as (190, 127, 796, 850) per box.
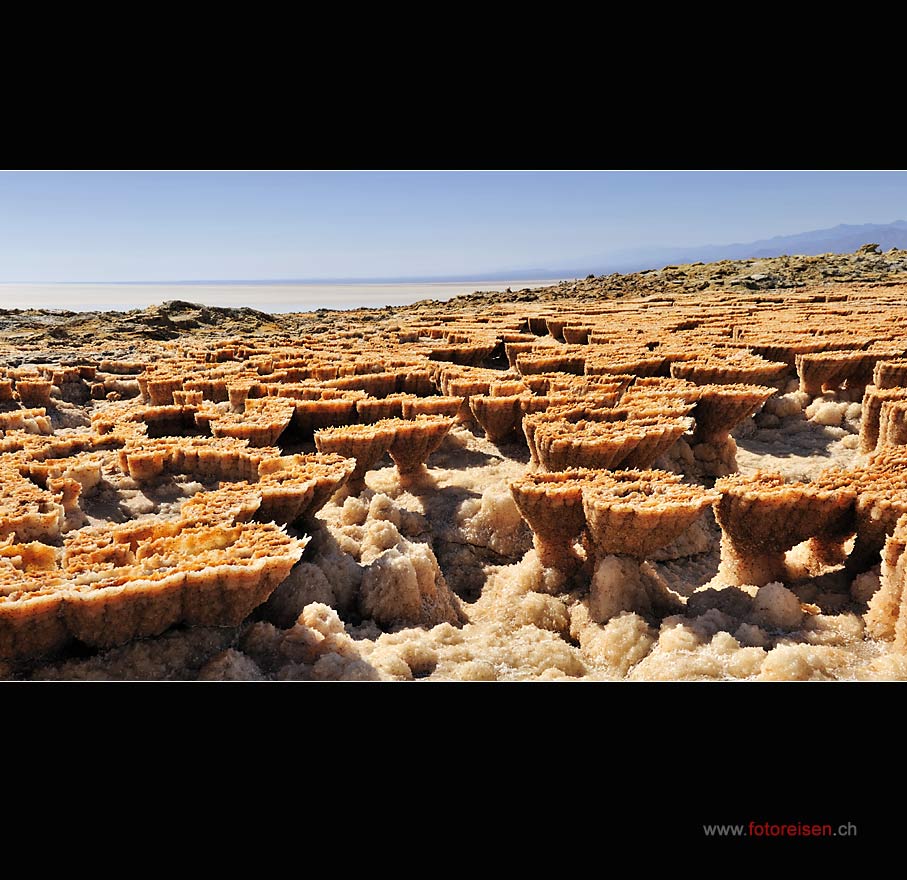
(4, 249, 907, 679)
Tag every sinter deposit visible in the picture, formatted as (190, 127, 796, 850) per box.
(5, 247, 907, 680)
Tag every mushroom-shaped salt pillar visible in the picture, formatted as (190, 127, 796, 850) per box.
(689, 384, 775, 476)
(179, 481, 264, 525)
(510, 470, 599, 573)
(314, 421, 397, 490)
(864, 512, 907, 646)
(16, 379, 54, 408)
(0, 541, 68, 660)
(400, 396, 464, 419)
(619, 417, 694, 469)
(469, 394, 525, 444)
(209, 399, 296, 447)
(581, 472, 717, 622)
(713, 473, 857, 587)
(177, 524, 307, 627)
(257, 452, 355, 523)
(858, 387, 907, 454)
(291, 394, 364, 438)
(670, 353, 788, 387)
(690, 384, 773, 442)
(815, 456, 907, 573)
(850, 490, 907, 573)
(874, 359, 907, 390)
(583, 474, 714, 558)
(878, 400, 907, 450)
(796, 351, 874, 396)
(533, 417, 690, 473)
(523, 410, 625, 470)
(61, 522, 307, 647)
(386, 415, 455, 477)
(533, 420, 641, 472)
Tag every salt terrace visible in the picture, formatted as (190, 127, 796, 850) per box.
(4, 283, 907, 680)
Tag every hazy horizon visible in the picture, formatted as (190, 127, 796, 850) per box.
(0, 278, 565, 313)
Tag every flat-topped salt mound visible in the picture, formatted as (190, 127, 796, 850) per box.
(687, 384, 775, 441)
(117, 435, 269, 482)
(715, 472, 857, 553)
(532, 416, 692, 472)
(386, 415, 456, 474)
(713, 472, 858, 586)
(669, 351, 788, 385)
(314, 421, 397, 485)
(510, 468, 698, 573)
(0, 520, 306, 659)
(583, 473, 718, 559)
(796, 346, 907, 395)
(209, 397, 295, 446)
(0, 408, 53, 435)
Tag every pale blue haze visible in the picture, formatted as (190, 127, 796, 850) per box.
(0, 170, 905, 283)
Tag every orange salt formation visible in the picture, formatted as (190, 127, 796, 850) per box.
(314, 421, 397, 488)
(714, 472, 857, 587)
(386, 415, 455, 475)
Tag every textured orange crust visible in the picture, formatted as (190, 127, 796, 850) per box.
(533, 416, 691, 472)
(386, 415, 455, 474)
(209, 398, 295, 446)
(583, 475, 717, 559)
(670, 352, 788, 386)
(688, 384, 775, 442)
(468, 395, 526, 443)
(401, 396, 463, 419)
(715, 472, 857, 554)
(15, 378, 54, 407)
(859, 386, 907, 453)
(0, 521, 306, 657)
(874, 358, 907, 390)
(3, 282, 907, 677)
(796, 350, 892, 395)
(291, 395, 364, 436)
(0, 407, 53, 434)
(257, 452, 355, 521)
(355, 393, 415, 423)
(314, 421, 397, 482)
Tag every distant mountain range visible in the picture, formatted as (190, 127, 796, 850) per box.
(563, 220, 907, 277)
(322, 219, 907, 282)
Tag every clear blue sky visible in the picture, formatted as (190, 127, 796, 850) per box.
(0, 170, 904, 282)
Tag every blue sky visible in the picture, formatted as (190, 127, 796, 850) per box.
(0, 170, 904, 281)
